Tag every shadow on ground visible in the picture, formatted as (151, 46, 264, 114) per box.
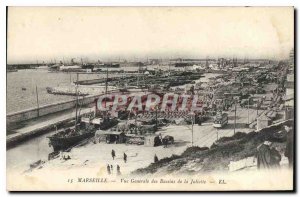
(223, 123, 248, 130)
(169, 140, 190, 148)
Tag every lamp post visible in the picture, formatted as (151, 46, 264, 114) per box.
(36, 85, 40, 117)
(155, 105, 158, 130)
(234, 98, 237, 135)
(189, 112, 195, 146)
(247, 97, 250, 125)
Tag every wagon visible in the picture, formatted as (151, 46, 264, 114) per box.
(162, 135, 174, 145)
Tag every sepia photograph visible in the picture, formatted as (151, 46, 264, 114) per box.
(5, 6, 295, 191)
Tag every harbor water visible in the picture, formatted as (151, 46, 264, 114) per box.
(7, 69, 110, 113)
(6, 66, 201, 113)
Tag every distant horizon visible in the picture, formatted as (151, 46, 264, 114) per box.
(7, 54, 292, 64)
(7, 58, 288, 65)
(7, 56, 288, 65)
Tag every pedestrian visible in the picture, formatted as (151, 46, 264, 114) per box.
(110, 165, 113, 173)
(198, 116, 202, 126)
(117, 165, 121, 176)
(123, 153, 127, 163)
(256, 141, 272, 169)
(284, 125, 294, 168)
(107, 164, 111, 175)
(163, 138, 168, 148)
(111, 149, 116, 160)
(154, 154, 159, 163)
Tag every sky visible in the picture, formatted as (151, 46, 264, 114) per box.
(7, 7, 294, 64)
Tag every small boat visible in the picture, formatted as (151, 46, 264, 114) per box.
(30, 160, 44, 169)
(7, 69, 18, 72)
(46, 87, 88, 96)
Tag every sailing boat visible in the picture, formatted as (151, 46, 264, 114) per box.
(47, 73, 96, 151)
(98, 64, 119, 130)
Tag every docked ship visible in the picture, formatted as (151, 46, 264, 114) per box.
(47, 124, 95, 151)
(47, 73, 96, 151)
(48, 68, 122, 151)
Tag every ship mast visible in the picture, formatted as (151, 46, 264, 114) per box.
(75, 73, 79, 129)
(105, 64, 108, 120)
(105, 64, 108, 95)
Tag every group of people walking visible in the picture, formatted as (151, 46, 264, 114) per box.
(111, 149, 127, 163)
(107, 164, 121, 176)
(107, 149, 128, 175)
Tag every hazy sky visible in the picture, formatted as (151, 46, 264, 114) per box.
(7, 7, 294, 64)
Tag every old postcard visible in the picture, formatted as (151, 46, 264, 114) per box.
(6, 6, 294, 191)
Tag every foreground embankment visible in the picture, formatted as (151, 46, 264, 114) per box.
(133, 119, 293, 175)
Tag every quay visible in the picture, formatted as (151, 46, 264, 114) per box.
(7, 94, 102, 125)
(7, 107, 94, 148)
